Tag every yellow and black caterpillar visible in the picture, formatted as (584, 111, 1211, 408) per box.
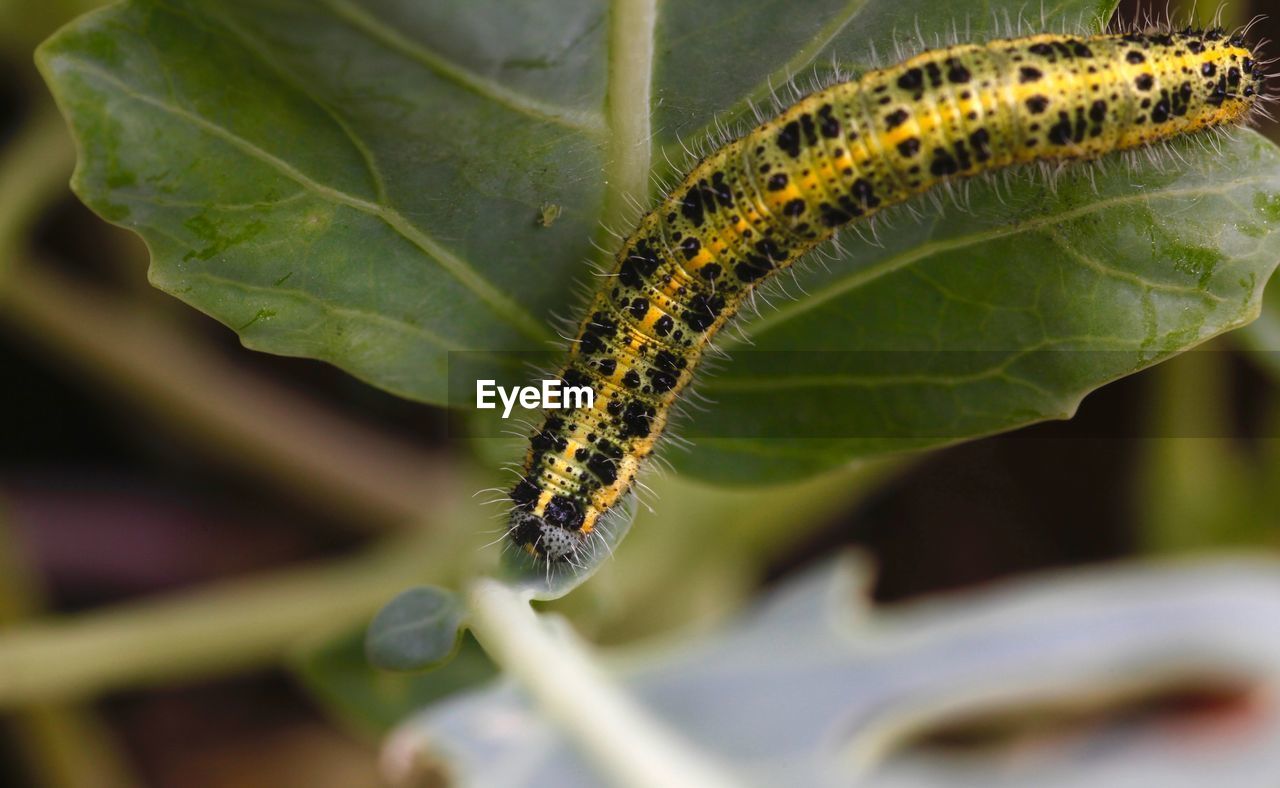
(507, 27, 1266, 562)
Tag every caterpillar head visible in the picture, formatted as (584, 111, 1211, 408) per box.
(506, 485, 587, 562)
(1203, 28, 1270, 121)
(508, 509, 579, 562)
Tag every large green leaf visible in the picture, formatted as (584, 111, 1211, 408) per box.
(38, 0, 1280, 485)
(39, 0, 607, 399)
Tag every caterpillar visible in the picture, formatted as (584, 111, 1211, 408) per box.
(505, 26, 1267, 563)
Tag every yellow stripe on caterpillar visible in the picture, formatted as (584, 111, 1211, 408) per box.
(507, 27, 1266, 563)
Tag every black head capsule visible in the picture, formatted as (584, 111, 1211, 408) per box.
(508, 508, 581, 562)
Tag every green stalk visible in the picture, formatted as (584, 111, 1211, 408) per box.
(0, 106, 74, 267)
(0, 531, 460, 705)
(466, 578, 741, 788)
(0, 260, 456, 527)
(0, 502, 141, 788)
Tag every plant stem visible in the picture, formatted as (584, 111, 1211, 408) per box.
(0, 502, 142, 788)
(465, 578, 741, 788)
(0, 106, 74, 264)
(0, 259, 457, 527)
(0, 530, 459, 705)
(563, 456, 908, 642)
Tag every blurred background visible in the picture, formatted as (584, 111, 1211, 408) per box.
(1, 0, 1279, 786)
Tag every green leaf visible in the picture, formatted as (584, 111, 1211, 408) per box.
(295, 626, 495, 737)
(365, 585, 467, 671)
(38, 0, 605, 401)
(38, 0, 1280, 486)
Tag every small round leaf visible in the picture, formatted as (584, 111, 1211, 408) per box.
(366, 585, 467, 672)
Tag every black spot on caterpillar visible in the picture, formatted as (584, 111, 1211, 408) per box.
(506, 27, 1267, 562)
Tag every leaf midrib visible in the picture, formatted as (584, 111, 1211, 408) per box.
(598, 0, 658, 247)
(703, 335, 1133, 395)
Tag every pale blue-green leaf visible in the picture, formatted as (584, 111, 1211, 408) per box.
(385, 555, 1280, 787)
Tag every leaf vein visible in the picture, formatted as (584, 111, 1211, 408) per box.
(733, 179, 1265, 346)
(186, 270, 455, 350)
(1045, 227, 1227, 303)
(316, 0, 606, 135)
(201, 4, 391, 205)
(64, 57, 552, 344)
